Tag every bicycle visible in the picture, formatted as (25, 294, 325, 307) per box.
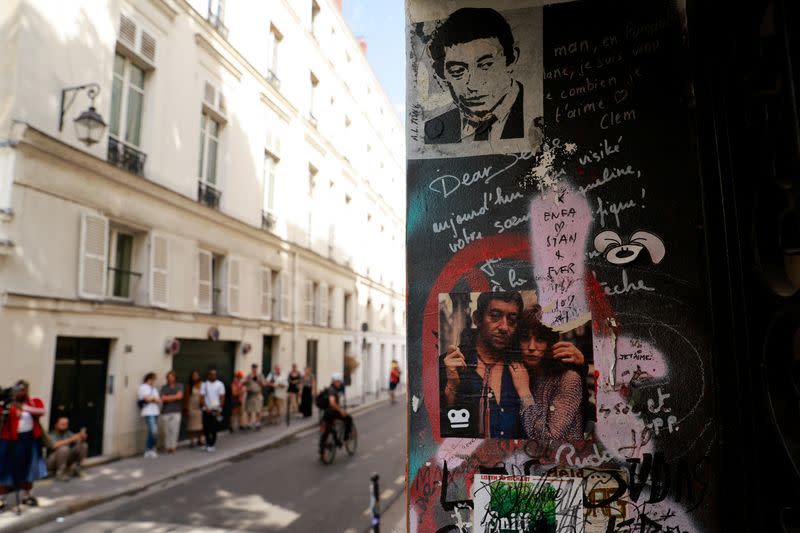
(319, 417, 357, 464)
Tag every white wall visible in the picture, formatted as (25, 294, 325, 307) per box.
(0, 0, 406, 456)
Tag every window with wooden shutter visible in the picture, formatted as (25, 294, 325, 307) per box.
(227, 257, 240, 316)
(78, 213, 109, 300)
(119, 14, 137, 48)
(318, 282, 329, 327)
(149, 233, 169, 307)
(198, 249, 212, 312)
(140, 31, 156, 63)
(280, 270, 291, 322)
(261, 267, 272, 319)
(304, 279, 314, 324)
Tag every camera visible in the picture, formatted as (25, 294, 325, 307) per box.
(0, 386, 15, 418)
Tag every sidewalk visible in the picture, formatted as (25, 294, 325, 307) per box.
(380, 489, 408, 533)
(0, 392, 397, 533)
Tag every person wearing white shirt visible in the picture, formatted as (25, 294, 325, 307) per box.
(200, 369, 226, 452)
(137, 373, 161, 458)
(266, 366, 288, 425)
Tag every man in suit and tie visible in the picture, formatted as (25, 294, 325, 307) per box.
(424, 8, 525, 144)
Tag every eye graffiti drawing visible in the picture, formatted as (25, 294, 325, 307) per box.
(594, 230, 666, 265)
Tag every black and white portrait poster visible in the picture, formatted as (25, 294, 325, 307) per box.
(407, 4, 544, 159)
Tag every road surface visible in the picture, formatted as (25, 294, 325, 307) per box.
(40, 399, 406, 533)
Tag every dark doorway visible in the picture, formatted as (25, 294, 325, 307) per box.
(261, 335, 276, 407)
(306, 339, 318, 377)
(262, 335, 275, 375)
(172, 340, 235, 433)
(50, 337, 110, 457)
(343, 341, 353, 386)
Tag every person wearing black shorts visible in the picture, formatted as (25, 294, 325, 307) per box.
(287, 364, 302, 415)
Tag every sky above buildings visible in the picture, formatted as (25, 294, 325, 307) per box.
(342, 0, 405, 118)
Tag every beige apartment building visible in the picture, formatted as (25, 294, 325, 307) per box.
(0, 0, 405, 457)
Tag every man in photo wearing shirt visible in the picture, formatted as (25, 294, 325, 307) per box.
(424, 7, 525, 144)
(200, 368, 225, 452)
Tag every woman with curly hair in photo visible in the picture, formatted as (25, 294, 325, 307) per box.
(509, 309, 584, 442)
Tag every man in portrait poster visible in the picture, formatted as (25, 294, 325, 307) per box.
(425, 8, 526, 144)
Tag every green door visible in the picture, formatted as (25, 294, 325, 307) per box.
(172, 340, 235, 434)
(50, 337, 110, 457)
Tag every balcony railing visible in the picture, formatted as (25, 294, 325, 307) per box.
(212, 287, 222, 315)
(207, 11, 229, 38)
(261, 210, 277, 231)
(107, 137, 147, 176)
(198, 181, 222, 209)
(266, 69, 281, 90)
(108, 266, 142, 300)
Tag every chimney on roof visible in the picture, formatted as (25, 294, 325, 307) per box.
(357, 37, 367, 56)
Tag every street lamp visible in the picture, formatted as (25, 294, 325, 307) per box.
(59, 83, 107, 146)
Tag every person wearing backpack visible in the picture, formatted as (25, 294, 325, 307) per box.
(318, 373, 352, 450)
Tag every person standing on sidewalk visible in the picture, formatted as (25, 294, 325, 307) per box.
(138, 373, 161, 458)
(185, 371, 204, 448)
(200, 369, 225, 452)
(47, 417, 88, 480)
(299, 366, 316, 418)
(159, 371, 183, 454)
(244, 364, 265, 430)
(266, 366, 287, 425)
(0, 380, 47, 512)
(230, 371, 245, 432)
(287, 364, 302, 415)
(389, 360, 401, 405)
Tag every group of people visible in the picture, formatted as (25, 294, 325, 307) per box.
(138, 364, 317, 456)
(441, 291, 587, 441)
(0, 381, 91, 513)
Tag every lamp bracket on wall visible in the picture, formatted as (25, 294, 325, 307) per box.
(59, 83, 101, 132)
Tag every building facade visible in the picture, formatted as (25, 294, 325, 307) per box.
(0, 0, 405, 457)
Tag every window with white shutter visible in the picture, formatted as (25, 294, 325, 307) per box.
(318, 282, 329, 327)
(149, 233, 169, 307)
(280, 270, 291, 322)
(78, 213, 109, 300)
(197, 249, 212, 312)
(227, 257, 240, 316)
(304, 279, 314, 324)
(261, 267, 272, 319)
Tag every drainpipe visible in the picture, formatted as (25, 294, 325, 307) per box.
(292, 250, 299, 367)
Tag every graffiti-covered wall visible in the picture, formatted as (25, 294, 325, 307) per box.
(406, 1, 718, 531)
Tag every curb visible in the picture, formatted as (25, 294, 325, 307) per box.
(0, 396, 394, 533)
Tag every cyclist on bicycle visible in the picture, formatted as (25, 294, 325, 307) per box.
(322, 373, 353, 445)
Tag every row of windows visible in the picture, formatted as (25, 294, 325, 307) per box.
(80, 212, 398, 330)
(207, 0, 398, 150)
(108, 51, 395, 235)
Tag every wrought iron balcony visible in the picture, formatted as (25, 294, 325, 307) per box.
(212, 287, 222, 315)
(207, 11, 229, 38)
(261, 210, 277, 231)
(107, 137, 146, 176)
(198, 181, 222, 210)
(107, 266, 142, 300)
